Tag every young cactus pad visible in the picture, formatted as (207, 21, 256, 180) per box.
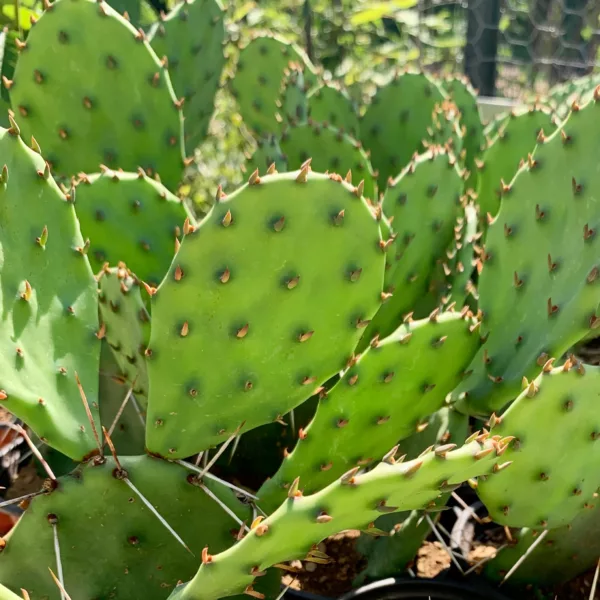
(360, 72, 446, 190)
(452, 94, 600, 416)
(360, 148, 464, 344)
(98, 264, 151, 402)
(0, 126, 100, 461)
(477, 361, 600, 530)
(168, 439, 504, 600)
(74, 168, 191, 286)
(307, 83, 359, 138)
(9, 0, 185, 188)
(0, 456, 249, 599)
(258, 311, 480, 512)
(145, 170, 385, 458)
(149, 0, 226, 154)
(280, 123, 376, 201)
(476, 106, 556, 220)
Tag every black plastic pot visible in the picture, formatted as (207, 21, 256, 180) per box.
(284, 576, 510, 600)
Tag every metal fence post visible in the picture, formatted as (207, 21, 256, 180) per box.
(465, 0, 501, 96)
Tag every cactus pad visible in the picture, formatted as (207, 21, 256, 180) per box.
(477, 362, 600, 529)
(440, 76, 484, 188)
(0, 456, 248, 599)
(75, 168, 190, 285)
(10, 0, 185, 188)
(149, 0, 225, 154)
(307, 83, 359, 138)
(231, 35, 315, 137)
(453, 96, 600, 416)
(484, 503, 600, 585)
(145, 170, 385, 458)
(280, 123, 376, 201)
(0, 127, 100, 460)
(477, 106, 556, 220)
(277, 63, 308, 129)
(245, 135, 287, 175)
(98, 264, 150, 403)
(361, 149, 464, 344)
(360, 72, 446, 190)
(99, 342, 146, 455)
(258, 311, 480, 511)
(356, 407, 469, 582)
(168, 438, 503, 600)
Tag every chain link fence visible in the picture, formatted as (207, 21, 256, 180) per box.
(414, 0, 600, 98)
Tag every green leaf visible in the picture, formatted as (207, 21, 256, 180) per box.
(351, 0, 418, 26)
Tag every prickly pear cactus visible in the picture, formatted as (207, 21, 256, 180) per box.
(9, 0, 185, 188)
(258, 311, 480, 512)
(109, 0, 157, 27)
(355, 407, 469, 583)
(98, 264, 150, 403)
(145, 169, 385, 458)
(452, 95, 600, 416)
(74, 168, 191, 286)
(277, 63, 308, 129)
(245, 135, 287, 175)
(484, 503, 600, 585)
(0, 125, 100, 461)
(168, 439, 503, 600)
(477, 106, 556, 220)
(0, 456, 248, 599)
(477, 361, 600, 529)
(361, 148, 464, 344)
(427, 100, 464, 160)
(440, 76, 484, 188)
(360, 72, 446, 190)
(231, 34, 316, 137)
(280, 123, 376, 200)
(149, 0, 225, 154)
(307, 83, 359, 138)
(99, 342, 146, 455)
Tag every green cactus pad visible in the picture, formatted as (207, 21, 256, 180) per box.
(98, 265, 151, 403)
(280, 123, 376, 200)
(10, 0, 185, 188)
(360, 72, 446, 190)
(245, 135, 287, 175)
(440, 76, 484, 188)
(355, 407, 469, 583)
(231, 34, 316, 138)
(149, 0, 225, 154)
(258, 311, 480, 511)
(477, 362, 600, 529)
(277, 63, 308, 129)
(427, 101, 464, 160)
(484, 503, 600, 585)
(108, 0, 158, 27)
(0, 456, 248, 599)
(0, 127, 100, 461)
(477, 106, 556, 220)
(452, 97, 600, 416)
(99, 342, 146, 455)
(360, 149, 464, 345)
(307, 83, 359, 138)
(145, 170, 385, 458)
(74, 168, 190, 286)
(168, 439, 503, 600)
